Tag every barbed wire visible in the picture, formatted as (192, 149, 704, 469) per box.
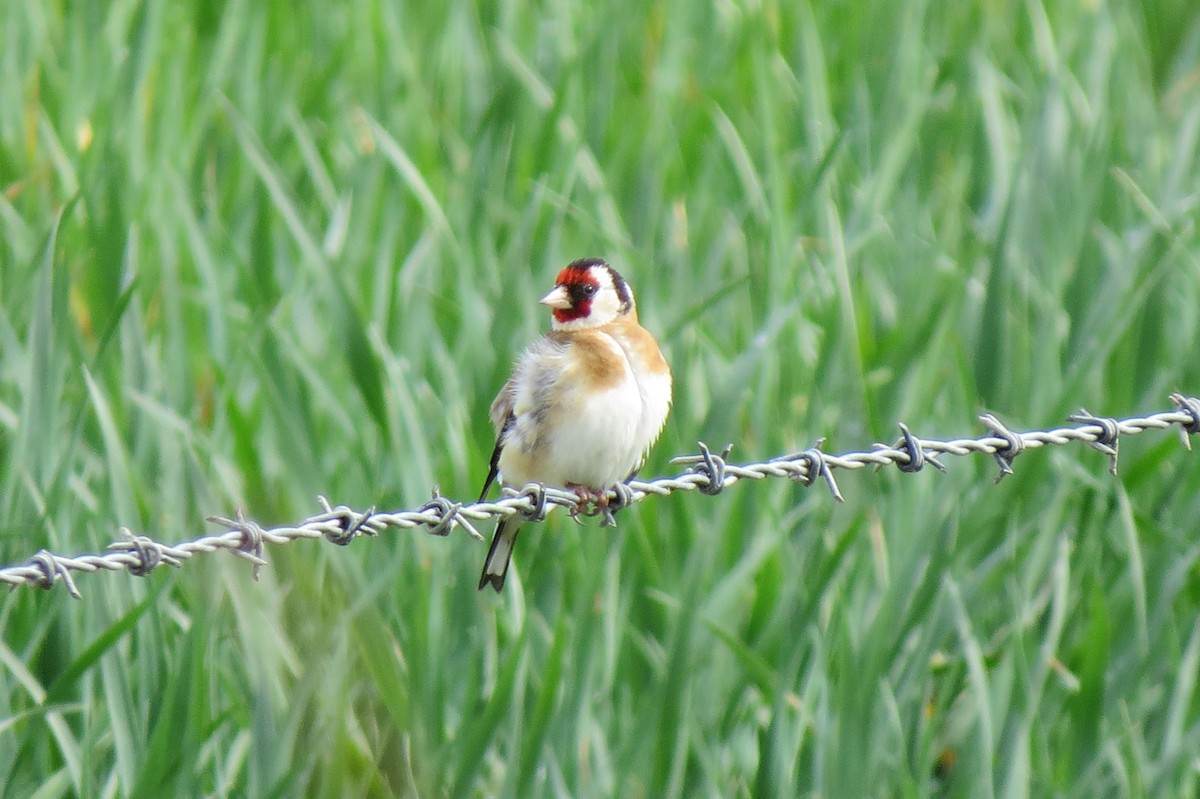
(3, 393, 1198, 598)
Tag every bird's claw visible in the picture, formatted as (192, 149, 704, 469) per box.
(600, 482, 636, 527)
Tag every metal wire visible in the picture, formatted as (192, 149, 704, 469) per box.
(3, 393, 1197, 598)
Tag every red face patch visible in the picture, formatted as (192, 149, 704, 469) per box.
(551, 266, 600, 323)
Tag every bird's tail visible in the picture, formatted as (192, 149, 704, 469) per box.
(478, 517, 521, 592)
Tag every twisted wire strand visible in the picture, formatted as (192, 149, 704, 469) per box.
(3, 393, 1197, 597)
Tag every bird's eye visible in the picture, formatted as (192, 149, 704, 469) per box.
(581, 284, 597, 297)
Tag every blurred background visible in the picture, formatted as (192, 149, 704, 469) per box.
(2, 0, 1200, 796)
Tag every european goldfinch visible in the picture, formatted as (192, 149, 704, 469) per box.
(477, 258, 672, 592)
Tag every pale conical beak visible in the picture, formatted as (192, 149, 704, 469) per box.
(539, 286, 571, 309)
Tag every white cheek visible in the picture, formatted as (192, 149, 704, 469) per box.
(590, 291, 623, 319)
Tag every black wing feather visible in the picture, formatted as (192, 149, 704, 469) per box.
(478, 413, 514, 502)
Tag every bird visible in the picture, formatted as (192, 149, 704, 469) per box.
(477, 258, 672, 592)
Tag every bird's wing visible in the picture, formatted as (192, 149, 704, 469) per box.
(479, 378, 517, 501)
(478, 421, 510, 502)
(479, 335, 577, 500)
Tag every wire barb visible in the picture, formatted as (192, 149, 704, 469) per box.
(206, 511, 269, 581)
(672, 441, 733, 496)
(29, 550, 82, 600)
(1, 394, 1197, 595)
(110, 528, 166, 576)
(514, 483, 552, 523)
(889, 423, 947, 474)
(313, 500, 378, 546)
(1066, 409, 1121, 475)
(420, 488, 463, 537)
(1171, 393, 1200, 450)
(775, 438, 845, 503)
(979, 413, 1025, 482)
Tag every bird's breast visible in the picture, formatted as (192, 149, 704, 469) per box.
(500, 332, 646, 489)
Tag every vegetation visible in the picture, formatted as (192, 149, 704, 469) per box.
(2, 0, 1199, 795)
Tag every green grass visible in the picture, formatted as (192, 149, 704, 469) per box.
(3, 0, 1200, 796)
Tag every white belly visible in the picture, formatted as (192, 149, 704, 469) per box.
(499, 377, 643, 489)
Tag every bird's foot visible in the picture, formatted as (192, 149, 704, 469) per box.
(565, 482, 634, 528)
(566, 483, 605, 523)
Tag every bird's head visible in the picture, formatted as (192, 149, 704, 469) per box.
(540, 258, 635, 330)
